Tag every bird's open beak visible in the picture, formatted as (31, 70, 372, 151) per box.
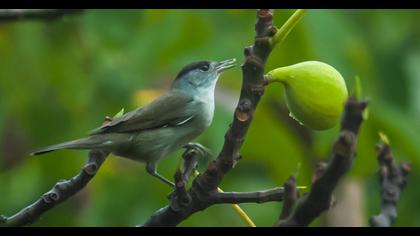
(216, 58, 236, 73)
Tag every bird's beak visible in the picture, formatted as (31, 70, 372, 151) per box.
(216, 58, 236, 73)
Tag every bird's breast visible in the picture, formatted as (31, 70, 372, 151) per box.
(192, 98, 215, 130)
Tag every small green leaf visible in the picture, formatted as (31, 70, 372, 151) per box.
(354, 75, 369, 120)
(113, 108, 125, 119)
(378, 131, 390, 145)
(296, 186, 308, 195)
(192, 170, 200, 178)
(363, 107, 370, 120)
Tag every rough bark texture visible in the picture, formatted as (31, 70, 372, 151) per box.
(1, 9, 410, 228)
(140, 9, 279, 227)
(369, 143, 411, 227)
(0, 150, 108, 226)
(276, 98, 368, 227)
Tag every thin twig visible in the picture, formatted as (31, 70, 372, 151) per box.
(277, 175, 298, 224)
(215, 187, 285, 204)
(369, 143, 411, 227)
(0, 150, 108, 226)
(0, 9, 84, 22)
(140, 9, 281, 227)
(1, 9, 306, 227)
(217, 187, 256, 227)
(276, 97, 368, 227)
(270, 9, 307, 47)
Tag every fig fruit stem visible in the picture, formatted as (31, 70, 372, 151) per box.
(270, 9, 307, 48)
(264, 74, 286, 85)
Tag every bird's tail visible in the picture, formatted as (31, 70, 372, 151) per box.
(31, 136, 106, 156)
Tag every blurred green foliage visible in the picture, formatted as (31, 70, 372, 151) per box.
(0, 9, 420, 226)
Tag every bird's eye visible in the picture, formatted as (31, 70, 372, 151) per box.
(199, 65, 210, 72)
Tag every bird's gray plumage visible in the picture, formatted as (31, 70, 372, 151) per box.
(88, 92, 195, 135)
(31, 59, 236, 187)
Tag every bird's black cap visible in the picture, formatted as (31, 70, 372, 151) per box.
(175, 61, 211, 80)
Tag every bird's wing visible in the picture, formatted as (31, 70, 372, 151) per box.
(89, 92, 194, 135)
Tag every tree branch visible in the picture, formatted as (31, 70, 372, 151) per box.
(0, 150, 108, 226)
(276, 175, 298, 225)
(140, 9, 281, 227)
(0, 9, 83, 22)
(1, 9, 306, 227)
(276, 97, 368, 227)
(215, 187, 285, 204)
(369, 143, 411, 227)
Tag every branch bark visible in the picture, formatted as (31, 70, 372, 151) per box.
(140, 9, 281, 227)
(1, 9, 305, 227)
(276, 97, 368, 227)
(140, 145, 286, 227)
(369, 143, 411, 227)
(215, 188, 285, 204)
(0, 150, 108, 226)
(277, 175, 298, 224)
(0, 9, 83, 22)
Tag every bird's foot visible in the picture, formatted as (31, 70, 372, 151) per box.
(183, 142, 214, 160)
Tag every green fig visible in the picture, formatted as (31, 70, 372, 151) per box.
(267, 61, 348, 130)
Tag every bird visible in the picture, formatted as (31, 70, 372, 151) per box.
(31, 59, 236, 188)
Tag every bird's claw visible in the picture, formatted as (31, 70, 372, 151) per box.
(183, 142, 213, 160)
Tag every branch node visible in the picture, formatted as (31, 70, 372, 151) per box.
(370, 142, 410, 227)
(206, 160, 218, 176)
(169, 169, 192, 211)
(278, 175, 298, 222)
(276, 98, 367, 227)
(243, 56, 264, 72)
(255, 9, 273, 37)
(84, 162, 99, 175)
(244, 47, 252, 56)
(235, 99, 252, 122)
(333, 131, 355, 157)
(312, 162, 328, 183)
(257, 9, 273, 20)
(254, 37, 271, 52)
(267, 26, 278, 37)
(400, 162, 411, 175)
(251, 84, 265, 96)
(42, 191, 58, 203)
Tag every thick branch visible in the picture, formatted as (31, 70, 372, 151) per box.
(0, 9, 83, 22)
(140, 147, 286, 227)
(276, 175, 298, 225)
(141, 9, 278, 227)
(369, 143, 410, 227)
(0, 150, 108, 226)
(277, 97, 368, 227)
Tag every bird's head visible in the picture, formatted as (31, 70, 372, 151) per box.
(170, 59, 236, 96)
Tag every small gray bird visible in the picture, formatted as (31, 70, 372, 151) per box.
(31, 59, 236, 187)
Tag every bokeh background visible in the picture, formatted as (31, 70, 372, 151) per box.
(1, 9, 420, 226)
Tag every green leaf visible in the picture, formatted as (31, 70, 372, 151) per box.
(363, 107, 370, 121)
(113, 108, 124, 119)
(354, 75, 369, 120)
(378, 131, 390, 145)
